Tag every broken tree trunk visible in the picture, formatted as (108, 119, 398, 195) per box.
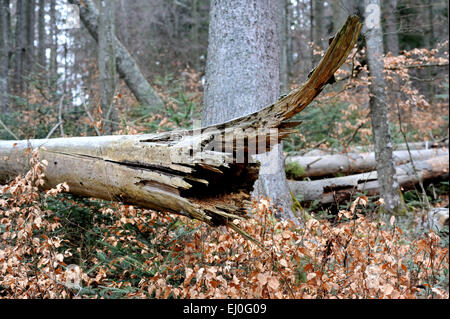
(286, 148, 448, 178)
(0, 16, 362, 226)
(288, 155, 449, 205)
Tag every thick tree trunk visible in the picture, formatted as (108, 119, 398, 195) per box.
(286, 148, 449, 178)
(0, 16, 362, 226)
(98, 0, 117, 134)
(383, 0, 399, 56)
(365, 0, 404, 214)
(68, 0, 164, 112)
(0, 0, 10, 113)
(289, 156, 449, 205)
(203, 0, 294, 221)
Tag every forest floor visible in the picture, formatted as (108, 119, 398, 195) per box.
(0, 152, 448, 299)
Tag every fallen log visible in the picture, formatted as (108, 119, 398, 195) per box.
(350, 139, 448, 152)
(288, 155, 449, 205)
(0, 16, 362, 226)
(286, 148, 448, 178)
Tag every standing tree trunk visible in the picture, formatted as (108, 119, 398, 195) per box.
(68, 0, 164, 112)
(364, 0, 404, 214)
(37, 0, 46, 71)
(190, 0, 200, 71)
(13, 0, 26, 95)
(0, 0, 10, 113)
(383, 0, 399, 56)
(25, 0, 36, 74)
(49, 0, 58, 86)
(98, 0, 117, 135)
(312, 0, 325, 64)
(279, 0, 289, 94)
(203, 0, 296, 222)
(332, 0, 346, 34)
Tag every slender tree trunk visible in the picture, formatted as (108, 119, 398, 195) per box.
(383, 0, 399, 55)
(312, 0, 325, 64)
(98, 0, 117, 134)
(0, 0, 10, 113)
(332, 0, 347, 34)
(37, 0, 46, 70)
(68, 0, 164, 112)
(279, 0, 289, 94)
(25, 0, 36, 74)
(49, 0, 58, 85)
(13, 0, 26, 94)
(364, 0, 404, 214)
(203, 0, 296, 222)
(190, 0, 200, 71)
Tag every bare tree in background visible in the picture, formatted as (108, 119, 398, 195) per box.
(98, 0, 117, 134)
(203, 0, 296, 222)
(364, 0, 404, 214)
(383, 0, 399, 56)
(25, 0, 36, 74)
(37, 0, 46, 71)
(14, 0, 26, 94)
(0, 0, 10, 113)
(279, 0, 289, 94)
(312, 0, 325, 64)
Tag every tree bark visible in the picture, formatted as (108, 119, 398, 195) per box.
(0, 16, 362, 226)
(288, 156, 449, 205)
(0, 0, 10, 113)
(364, 0, 404, 214)
(68, 0, 164, 112)
(286, 148, 448, 178)
(98, 0, 117, 134)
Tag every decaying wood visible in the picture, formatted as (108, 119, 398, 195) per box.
(288, 155, 449, 205)
(0, 16, 362, 226)
(286, 148, 448, 178)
